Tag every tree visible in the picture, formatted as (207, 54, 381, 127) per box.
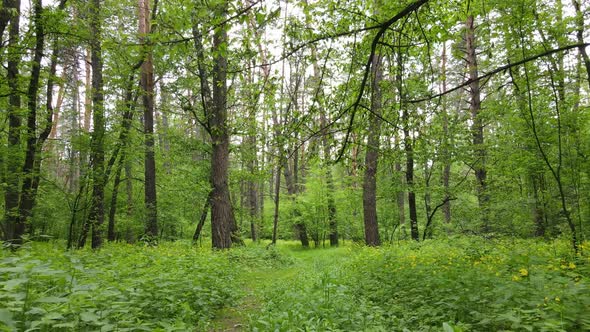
(87, 0, 106, 249)
(191, 0, 237, 249)
(139, 0, 158, 239)
(465, 14, 489, 233)
(362, 43, 383, 247)
(3, 0, 22, 242)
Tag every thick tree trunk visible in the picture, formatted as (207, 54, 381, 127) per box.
(87, 0, 106, 249)
(209, 1, 235, 249)
(363, 53, 382, 247)
(466, 15, 489, 233)
(139, 0, 158, 238)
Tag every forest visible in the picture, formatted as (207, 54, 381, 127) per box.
(1, 0, 589, 330)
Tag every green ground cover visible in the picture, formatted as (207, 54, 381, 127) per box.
(1, 237, 589, 331)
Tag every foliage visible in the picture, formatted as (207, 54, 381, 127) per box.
(250, 238, 590, 331)
(0, 241, 239, 331)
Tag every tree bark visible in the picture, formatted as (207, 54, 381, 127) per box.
(193, 195, 210, 242)
(107, 74, 137, 241)
(271, 164, 281, 245)
(466, 15, 489, 233)
(363, 52, 382, 247)
(395, 160, 406, 233)
(441, 42, 451, 224)
(209, 1, 235, 249)
(87, 0, 106, 249)
(16, 0, 46, 238)
(404, 114, 418, 241)
(139, 0, 158, 238)
(3, 0, 21, 243)
(190, 1, 237, 249)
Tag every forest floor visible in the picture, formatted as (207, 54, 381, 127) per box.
(1, 238, 587, 331)
(209, 244, 350, 331)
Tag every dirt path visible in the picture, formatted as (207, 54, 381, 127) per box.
(208, 246, 350, 331)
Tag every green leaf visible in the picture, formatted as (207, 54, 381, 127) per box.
(80, 311, 100, 323)
(0, 309, 15, 329)
(44, 312, 65, 320)
(35, 296, 68, 303)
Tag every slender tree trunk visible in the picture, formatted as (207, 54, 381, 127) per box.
(139, 0, 158, 238)
(19, 0, 67, 238)
(404, 112, 419, 241)
(193, 196, 210, 242)
(107, 74, 136, 241)
(423, 163, 432, 234)
(395, 161, 406, 234)
(363, 52, 383, 247)
(3, 0, 22, 242)
(159, 81, 172, 174)
(531, 174, 546, 237)
(84, 49, 92, 132)
(441, 42, 451, 224)
(466, 15, 489, 233)
(271, 164, 281, 245)
(87, 0, 106, 249)
(311, 46, 338, 246)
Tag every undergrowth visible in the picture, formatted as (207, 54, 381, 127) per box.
(0, 241, 238, 331)
(250, 237, 590, 331)
(1, 237, 588, 331)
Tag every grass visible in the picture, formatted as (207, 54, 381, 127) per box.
(1, 237, 589, 331)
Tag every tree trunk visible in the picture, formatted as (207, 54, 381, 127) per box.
(282, 157, 309, 247)
(465, 15, 489, 233)
(209, 1, 235, 249)
(16, 0, 45, 239)
(107, 74, 136, 241)
(84, 49, 92, 132)
(139, 0, 158, 238)
(395, 161, 406, 236)
(311, 45, 338, 246)
(363, 52, 382, 247)
(3, 0, 21, 243)
(271, 165, 281, 245)
(404, 116, 418, 241)
(531, 174, 546, 237)
(572, 0, 590, 89)
(193, 196, 210, 242)
(441, 42, 451, 224)
(87, 0, 106, 249)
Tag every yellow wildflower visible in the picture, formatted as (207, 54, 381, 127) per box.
(519, 268, 529, 277)
(568, 262, 576, 269)
(555, 297, 560, 302)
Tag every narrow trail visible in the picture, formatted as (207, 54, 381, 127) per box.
(208, 245, 350, 331)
